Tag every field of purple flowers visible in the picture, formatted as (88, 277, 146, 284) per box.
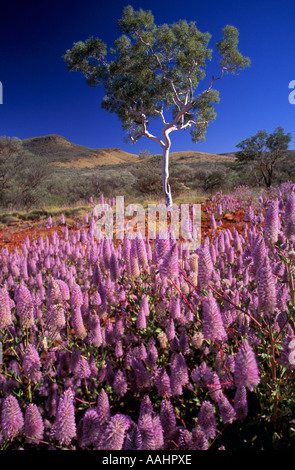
(1, 183, 295, 450)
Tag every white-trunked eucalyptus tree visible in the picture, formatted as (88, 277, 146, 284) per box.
(64, 5, 250, 207)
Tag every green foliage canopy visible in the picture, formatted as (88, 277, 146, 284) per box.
(235, 127, 292, 187)
(0, 136, 50, 209)
(64, 5, 249, 144)
(64, 5, 250, 205)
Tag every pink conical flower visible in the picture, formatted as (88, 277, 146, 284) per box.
(154, 232, 170, 263)
(25, 403, 44, 443)
(71, 305, 87, 339)
(284, 192, 295, 239)
(202, 294, 227, 342)
(197, 400, 216, 439)
(110, 252, 120, 281)
(46, 216, 53, 228)
(23, 344, 42, 384)
(136, 295, 149, 329)
(136, 306, 147, 329)
(99, 414, 131, 450)
(16, 283, 34, 328)
(96, 388, 111, 432)
(252, 234, 266, 275)
(0, 285, 13, 329)
(130, 251, 140, 278)
(166, 318, 176, 341)
(257, 256, 277, 315)
(191, 425, 208, 450)
(47, 304, 66, 336)
(198, 245, 213, 290)
(210, 213, 217, 232)
(123, 423, 143, 450)
(102, 238, 111, 270)
(1, 394, 24, 441)
(136, 233, 148, 267)
(81, 408, 100, 448)
(113, 369, 128, 397)
(139, 295, 150, 316)
(71, 282, 83, 309)
(159, 243, 179, 280)
(234, 385, 248, 421)
(77, 355, 91, 380)
(159, 399, 177, 439)
(88, 314, 103, 347)
(217, 393, 236, 424)
(234, 339, 260, 391)
(155, 367, 172, 397)
(263, 199, 280, 244)
(169, 296, 181, 320)
(138, 411, 156, 450)
(122, 238, 131, 273)
(56, 279, 70, 301)
(55, 388, 76, 446)
(170, 353, 188, 397)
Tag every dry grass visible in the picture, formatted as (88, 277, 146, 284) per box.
(53, 149, 140, 168)
(169, 150, 236, 163)
(54, 149, 236, 169)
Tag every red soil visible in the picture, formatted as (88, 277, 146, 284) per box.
(0, 204, 247, 252)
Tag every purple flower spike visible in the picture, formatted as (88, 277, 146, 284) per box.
(198, 245, 213, 289)
(1, 394, 24, 442)
(138, 411, 156, 450)
(96, 388, 111, 432)
(197, 400, 216, 439)
(202, 294, 227, 342)
(263, 199, 280, 244)
(71, 305, 87, 340)
(110, 252, 120, 281)
(0, 285, 13, 329)
(113, 369, 128, 397)
(23, 344, 42, 384)
(257, 256, 276, 315)
(284, 192, 295, 239)
(99, 414, 131, 450)
(88, 314, 103, 347)
(191, 425, 208, 450)
(234, 339, 260, 391)
(159, 243, 179, 280)
(25, 404, 44, 444)
(217, 393, 236, 424)
(155, 367, 172, 397)
(81, 408, 100, 448)
(55, 388, 76, 447)
(16, 283, 34, 329)
(234, 386, 248, 421)
(136, 307, 147, 329)
(159, 399, 177, 439)
(123, 423, 143, 450)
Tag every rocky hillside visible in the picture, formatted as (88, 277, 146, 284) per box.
(22, 134, 235, 167)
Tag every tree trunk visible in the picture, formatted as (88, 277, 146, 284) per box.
(162, 146, 173, 207)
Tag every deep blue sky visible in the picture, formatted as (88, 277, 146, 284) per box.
(0, 0, 294, 154)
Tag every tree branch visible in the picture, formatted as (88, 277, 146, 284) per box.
(128, 109, 165, 147)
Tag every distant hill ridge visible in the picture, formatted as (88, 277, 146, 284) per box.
(21, 134, 238, 168)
